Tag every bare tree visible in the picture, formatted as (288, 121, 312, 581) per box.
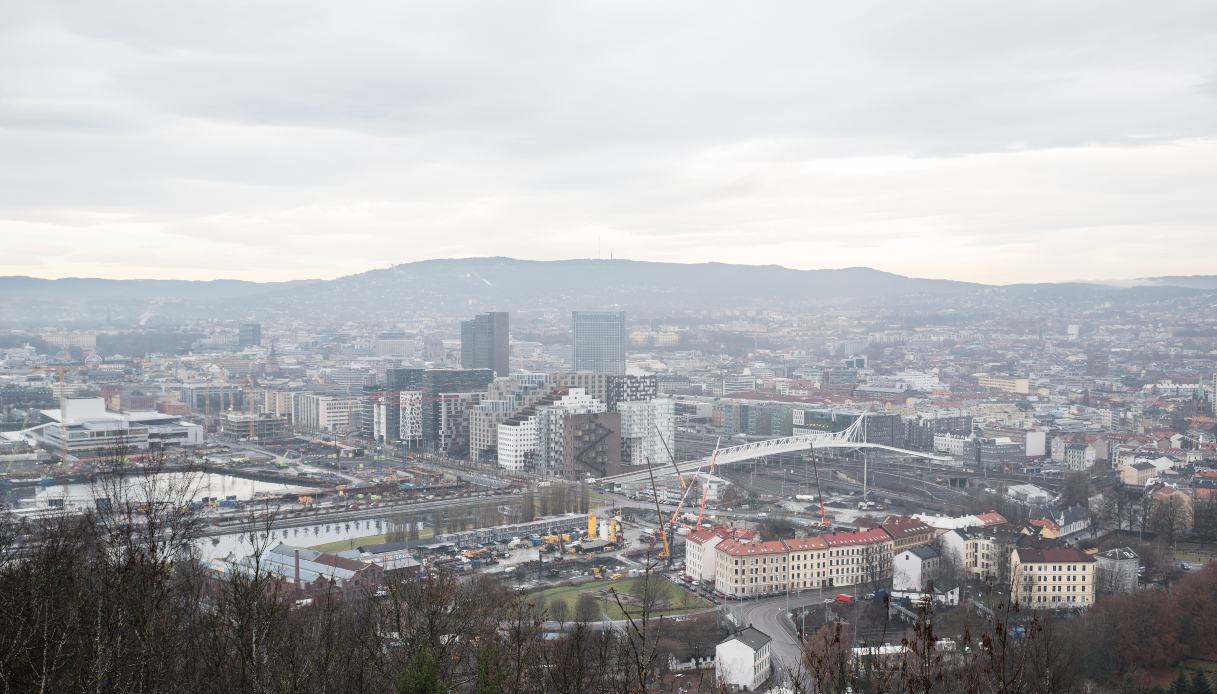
(549, 598, 570, 625)
(1148, 493, 1194, 549)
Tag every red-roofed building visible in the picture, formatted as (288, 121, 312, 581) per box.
(713, 540, 792, 596)
(880, 516, 935, 553)
(973, 512, 1009, 527)
(1028, 518, 1061, 538)
(712, 529, 894, 597)
(687, 527, 761, 583)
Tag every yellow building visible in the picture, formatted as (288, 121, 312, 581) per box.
(712, 529, 895, 597)
(1010, 546, 1096, 609)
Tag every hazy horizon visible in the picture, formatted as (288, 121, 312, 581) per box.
(0, 254, 1202, 286)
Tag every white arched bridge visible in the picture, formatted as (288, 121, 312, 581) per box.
(596, 415, 951, 486)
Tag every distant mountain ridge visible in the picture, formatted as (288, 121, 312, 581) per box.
(1135, 275, 1217, 290)
(0, 257, 1210, 324)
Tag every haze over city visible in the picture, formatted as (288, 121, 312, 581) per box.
(4, 1, 1217, 283)
(5, 3, 1217, 694)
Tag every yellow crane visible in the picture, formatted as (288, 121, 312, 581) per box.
(643, 456, 673, 565)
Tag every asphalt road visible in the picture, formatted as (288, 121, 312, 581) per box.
(726, 589, 835, 676)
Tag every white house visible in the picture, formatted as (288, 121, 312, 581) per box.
(892, 545, 940, 593)
(716, 627, 772, 691)
(684, 529, 725, 582)
(1063, 443, 1097, 471)
(1051, 505, 1090, 537)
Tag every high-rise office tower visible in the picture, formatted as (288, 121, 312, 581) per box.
(238, 322, 262, 348)
(460, 312, 510, 377)
(572, 311, 626, 375)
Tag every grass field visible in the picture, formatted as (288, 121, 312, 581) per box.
(309, 527, 433, 553)
(529, 576, 712, 621)
(1169, 543, 1217, 565)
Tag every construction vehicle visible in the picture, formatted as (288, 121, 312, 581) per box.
(610, 572, 624, 580)
(592, 566, 603, 579)
(588, 512, 598, 539)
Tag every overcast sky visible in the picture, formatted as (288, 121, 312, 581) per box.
(2, 1, 1216, 284)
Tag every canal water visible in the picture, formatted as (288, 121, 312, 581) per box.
(196, 516, 417, 562)
(10, 472, 315, 510)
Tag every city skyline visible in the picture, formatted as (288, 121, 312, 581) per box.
(3, 2, 1216, 284)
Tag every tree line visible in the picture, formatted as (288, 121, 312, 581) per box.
(0, 468, 696, 693)
(787, 563, 1217, 693)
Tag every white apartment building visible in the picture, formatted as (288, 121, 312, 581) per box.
(933, 433, 972, 457)
(939, 524, 1019, 582)
(292, 393, 360, 434)
(894, 369, 943, 391)
(617, 398, 675, 466)
(497, 415, 538, 472)
(322, 367, 376, 388)
(497, 388, 606, 473)
(399, 390, 423, 446)
(722, 375, 757, 395)
(684, 529, 726, 582)
(715, 628, 772, 692)
(261, 390, 297, 420)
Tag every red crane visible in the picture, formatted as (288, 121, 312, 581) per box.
(693, 439, 721, 529)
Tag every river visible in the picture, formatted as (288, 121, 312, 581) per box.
(8, 471, 315, 510)
(196, 515, 417, 562)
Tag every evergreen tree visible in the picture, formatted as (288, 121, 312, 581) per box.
(473, 646, 504, 694)
(1172, 668, 1192, 694)
(397, 646, 446, 694)
(1192, 670, 1214, 694)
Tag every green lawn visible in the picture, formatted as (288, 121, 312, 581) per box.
(529, 576, 712, 622)
(309, 527, 433, 553)
(1169, 546, 1217, 565)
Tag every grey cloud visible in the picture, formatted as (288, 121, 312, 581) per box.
(2, 1, 1217, 282)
